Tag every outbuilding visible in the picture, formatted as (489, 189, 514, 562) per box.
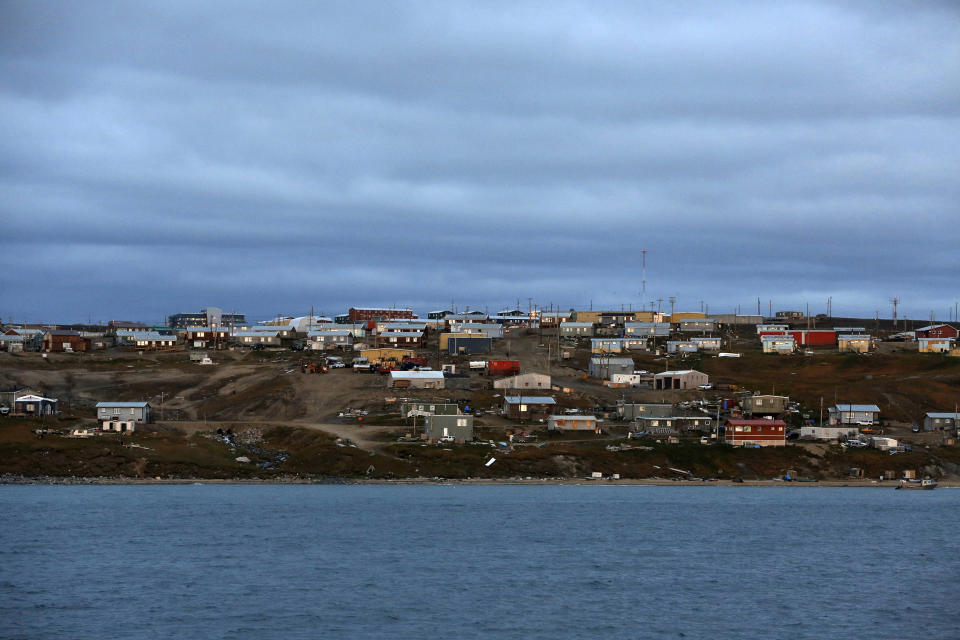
(653, 370, 708, 390)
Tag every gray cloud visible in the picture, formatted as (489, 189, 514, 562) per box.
(1, 1, 959, 324)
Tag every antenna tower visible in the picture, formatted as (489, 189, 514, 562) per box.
(641, 249, 647, 296)
(891, 296, 899, 326)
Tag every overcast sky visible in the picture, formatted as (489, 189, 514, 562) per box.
(2, 1, 958, 324)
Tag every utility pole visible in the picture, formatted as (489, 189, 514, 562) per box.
(891, 296, 899, 327)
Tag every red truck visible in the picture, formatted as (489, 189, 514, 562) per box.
(486, 360, 520, 376)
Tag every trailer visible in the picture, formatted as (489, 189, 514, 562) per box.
(486, 360, 520, 376)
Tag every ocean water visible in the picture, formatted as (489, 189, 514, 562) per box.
(1, 485, 957, 639)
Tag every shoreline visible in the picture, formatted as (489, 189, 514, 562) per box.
(2, 475, 956, 488)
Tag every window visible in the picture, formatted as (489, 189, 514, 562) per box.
(457, 418, 467, 427)
(519, 404, 528, 412)
(743, 426, 751, 432)
(734, 426, 743, 432)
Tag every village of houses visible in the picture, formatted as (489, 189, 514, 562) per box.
(2, 304, 959, 481)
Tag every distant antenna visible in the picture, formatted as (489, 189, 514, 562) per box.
(891, 296, 899, 326)
(641, 249, 647, 296)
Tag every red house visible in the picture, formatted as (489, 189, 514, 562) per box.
(786, 330, 836, 346)
(915, 324, 958, 340)
(724, 419, 786, 447)
(348, 307, 415, 323)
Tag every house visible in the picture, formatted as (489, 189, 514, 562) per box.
(493, 373, 551, 391)
(838, 334, 871, 353)
(377, 321, 428, 334)
(387, 371, 445, 389)
(691, 336, 722, 351)
(451, 323, 503, 338)
(618, 403, 674, 419)
(13, 395, 58, 416)
(348, 307, 415, 323)
(828, 404, 881, 426)
(666, 340, 698, 354)
(624, 322, 670, 337)
(503, 396, 556, 420)
(560, 322, 594, 337)
(126, 331, 178, 351)
(232, 331, 282, 347)
(635, 415, 714, 433)
(376, 331, 424, 348)
(591, 338, 625, 354)
(424, 414, 474, 442)
(915, 324, 958, 340)
(761, 335, 795, 353)
(677, 319, 717, 333)
(653, 370, 708, 390)
(0, 333, 24, 352)
(356, 348, 414, 364)
(43, 330, 91, 352)
(539, 311, 573, 327)
(307, 330, 353, 350)
(0, 386, 32, 410)
(2, 328, 43, 352)
(757, 324, 789, 334)
(741, 395, 789, 417)
(724, 419, 786, 446)
(923, 412, 960, 431)
(400, 402, 460, 417)
(799, 425, 860, 440)
(182, 326, 230, 349)
(547, 415, 598, 432)
(589, 357, 634, 379)
(96, 401, 152, 423)
(918, 337, 955, 353)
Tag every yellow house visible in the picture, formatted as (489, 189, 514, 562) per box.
(355, 347, 413, 364)
(668, 312, 707, 321)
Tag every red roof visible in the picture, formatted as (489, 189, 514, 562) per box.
(726, 419, 786, 427)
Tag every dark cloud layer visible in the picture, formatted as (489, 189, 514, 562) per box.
(2, 1, 958, 324)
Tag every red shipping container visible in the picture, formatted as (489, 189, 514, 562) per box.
(486, 360, 520, 376)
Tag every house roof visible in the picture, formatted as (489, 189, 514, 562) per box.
(830, 404, 881, 412)
(504, 396, 555, 404)
(548, 414, 597, 421)
(838, 334, 870, 340)
(389, 371, 444, 380)
(591, 357, 634, 365)
(15, 395, 57, 402)
(655, 370, 702, 376)
(379, 332, 425, 338)
(96, 401, 150, 408)
(925, 412, 960, 418)
(726, 419, 786, 427)
(915, 324, 954, 332)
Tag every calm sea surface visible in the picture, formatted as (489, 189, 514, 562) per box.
(1, 485, 957, 639)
